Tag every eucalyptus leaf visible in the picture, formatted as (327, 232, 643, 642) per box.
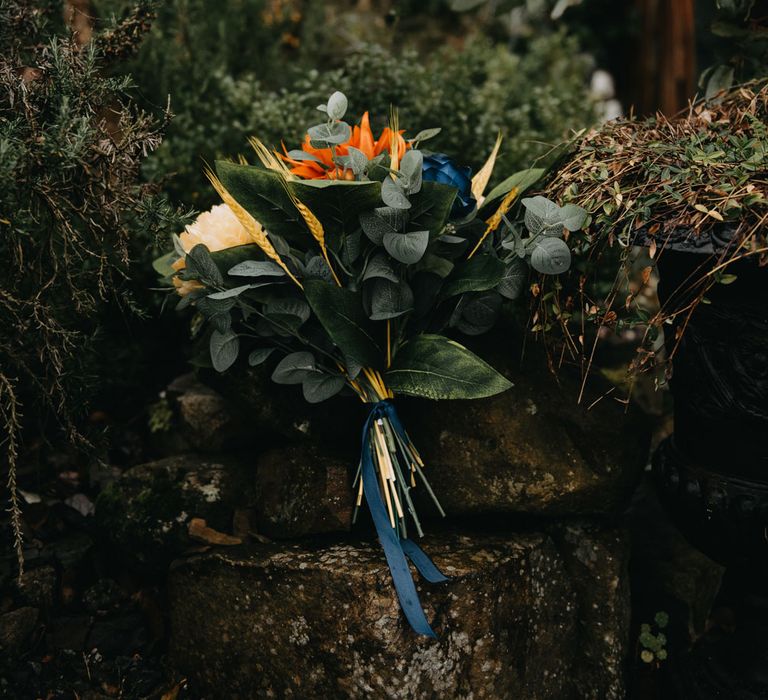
(523, 196, 564, 237)
(209, 312, 232, 334)
(386, 334, 512, 399)
(360, 209, 398, 245)
(409, 127, 441, 145)
(326, 91, 348, 120)
(186, 244, 224, 286)
(399, 150, 423, 194)
(286, 150, 324, 163)
(228, 260, 286, 277)
(369, 279, 414, 320)
(456, 292, 502, 336)
(416, 254, 454, 278)
(248, 348, 275, 366)
(308, 121, 351, 146)
(346, 146, 369, 176)
(265, 297, 310, 323)
(196, 296, 236, 317)
(302, 372, 346, 403)
(530, 237, 572, 275)
(381, 177, 411, 209)
(560, 203, 588, 231)
(209, 329, 239, 372)
(207, 285, 253, 300)
(362, 252, 399, 282)
(498, 258, 528, 300)
(271, 351, 316, 385)
(304, 255, 335, 282)
(383, 230, 429, 264)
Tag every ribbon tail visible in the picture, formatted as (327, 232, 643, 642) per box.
(401, 538, 449, 584)
(360, 405, 439, 638)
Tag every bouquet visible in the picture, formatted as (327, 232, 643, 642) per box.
(154, 91, 579, 636)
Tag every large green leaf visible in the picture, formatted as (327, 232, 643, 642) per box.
(303, 280, 381, 367)
(440, 254, 505, 299)
(291, 178, 382, 248)
(386, 334, 512, 400)
(408, 181, 457, 237)
(481, 168, 546, 211)
(215, 161, 304, 242)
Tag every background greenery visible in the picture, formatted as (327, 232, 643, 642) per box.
(96, 0, 597, 206)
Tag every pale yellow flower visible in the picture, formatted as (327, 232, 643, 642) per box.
(172, 203, 255, 296)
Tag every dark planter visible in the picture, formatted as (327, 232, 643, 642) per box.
(643, 229, 768, 698)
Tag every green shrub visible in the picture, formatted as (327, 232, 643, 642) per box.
(102, 0, 596, 206)
(0, 1, 186, 570)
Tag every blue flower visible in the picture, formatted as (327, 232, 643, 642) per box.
(422, 153, 476, 219)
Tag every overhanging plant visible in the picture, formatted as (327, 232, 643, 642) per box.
(153, 91, 574, 636)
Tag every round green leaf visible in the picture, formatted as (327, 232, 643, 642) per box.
(530, 237, 572, 275)
(271, 351, 316, 385)
(383, 230, 429, 264)
(302, 372, 346, 403)
(209, 329, 239, 372)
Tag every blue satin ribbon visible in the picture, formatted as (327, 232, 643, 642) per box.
(360, 401, 449, 637)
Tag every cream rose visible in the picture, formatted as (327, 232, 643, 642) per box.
(172, 203, 253, 296)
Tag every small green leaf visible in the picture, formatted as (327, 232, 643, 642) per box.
(228, 260, 285, 277)
(381, 178, 411, 209)
(399, 150, 423, 194)
(248, 348, 275, 366)
(359, 209, 398, 245)
(456, 292, 502, 336)
(326, 91, 348, 120)
(386, 334, 512, 399)
(207, 285, 253, 300)
(383, 230, 429, 264)
(307, 121, 351, 146)
(530, 237, 572, 275)
(369, 279, 414, 320)
(302, 372, 346, 403)
(271, 351, 316, 384)
(362, 252, 399, 282)
(498, 258, 528, 300)
(409, 127, 441, 145)
(346, 146, 369, 175)
(186, 244, 224, 286)
(210, 329, 239, 372)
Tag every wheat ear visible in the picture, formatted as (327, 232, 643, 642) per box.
(205, 169, 302, 288)
(467, 186, 520, 259)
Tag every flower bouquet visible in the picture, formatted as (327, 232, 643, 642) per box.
(154, 91, 557, 636)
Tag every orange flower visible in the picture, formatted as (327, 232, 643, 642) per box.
(281, 112, 409, 180)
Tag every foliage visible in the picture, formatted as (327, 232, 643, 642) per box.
(99, 0, 595, 207)
(700, 0, 768, 97)
(638, 611, 669, 665)
(157, 92, 527, 402)
(531, 80, 768, 377)
(0, 0, 187, 573)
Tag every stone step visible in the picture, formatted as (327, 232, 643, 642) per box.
(168, 527, 628, 699)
